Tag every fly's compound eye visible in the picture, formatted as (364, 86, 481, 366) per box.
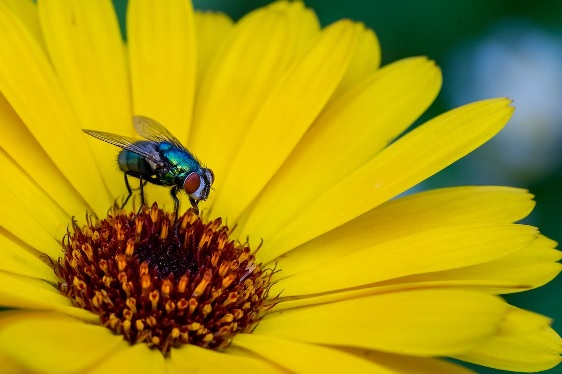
(183, 172, 201, 195)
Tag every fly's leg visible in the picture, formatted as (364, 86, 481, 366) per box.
(121, 173, 134, 209)
(136, 174, 147, 215)
(189, 197, 200, 216)
(122, 172, 147, 217)
(170, 185, 180, 224)
(169, 186, 181, 241)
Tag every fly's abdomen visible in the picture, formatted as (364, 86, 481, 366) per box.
(117, 149, 153, 175)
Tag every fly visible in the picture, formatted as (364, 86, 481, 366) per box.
(83, 116, 214, 218)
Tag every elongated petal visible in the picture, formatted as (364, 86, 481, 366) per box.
(270, 282, 492, 313)
(0, 94, 86, 218)
(194, 11, 233, 85)
(270, 235, 559, 309)
(0, 233, 56, 282)
(0, 3, 111, 215)
(333, 24, 381, 97)
(0, 272, 98, 322)
(189, 5, 296, 183)
(242, 57, 441, 254)
(254, 98, 513, 256)
(169, 344, 284, 373)
(454, 307, 562, 372)
(38, 0, 130, 132)
(233, 333, 394, 373)
(0, 311, 124, 374)
(272, 186, 535, 275)
(0, 149, 70, 241)
(273, 224, 536, 296)
(1, 0, 44, 49)
(393, 235, 561, 294)
(38, 0, 131, 199)
(128, 0, 195, 142)
(0, 351, 28, 374)
(0, 183, 62, 259)
(278, 186, 535, 271)
(38, 0, 132, 196)
(265, 1, 320, 60)
(89, 344, 167, 374)
(340, 348, 476, 374)
(256, 289, 508, 356)
(212, 20, 360, 220)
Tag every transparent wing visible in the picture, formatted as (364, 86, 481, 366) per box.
(133, 116, 185, 149)
(82, 129, 161, 164)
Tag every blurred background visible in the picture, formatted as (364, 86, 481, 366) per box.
(118, 1, 562, 372)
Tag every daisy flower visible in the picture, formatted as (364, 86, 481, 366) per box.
(0, 1, 561, 373)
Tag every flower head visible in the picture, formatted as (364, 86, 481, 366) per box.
(0, 1, 560, 373)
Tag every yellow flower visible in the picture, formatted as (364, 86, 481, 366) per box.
(0, 1, 561, 373)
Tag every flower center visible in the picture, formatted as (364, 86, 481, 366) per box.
(54, 203, 272, 355)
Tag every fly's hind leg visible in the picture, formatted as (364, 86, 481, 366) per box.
(121, 172, 147, 216)
(136, 174, 147, 215)
(120, 172, 134, 209)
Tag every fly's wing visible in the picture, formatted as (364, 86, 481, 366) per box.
(82, 129, 162, 164)
(133, 116, 186, 150)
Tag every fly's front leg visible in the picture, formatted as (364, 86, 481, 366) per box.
(189, 197, 200, 216)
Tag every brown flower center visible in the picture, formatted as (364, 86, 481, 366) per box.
(54, 203, 273, 355)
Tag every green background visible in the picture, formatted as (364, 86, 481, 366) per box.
(115, 1, 562, 372)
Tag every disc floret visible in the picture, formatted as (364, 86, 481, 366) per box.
(55, 203, 272, 355)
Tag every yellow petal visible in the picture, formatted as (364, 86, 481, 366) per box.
(272, 224, 537, 296)
(0, 271, 98, 323)
(255, 289, 507, 356)
(193, 2, 320, 103)
(212, 20, 361, 220)
(0, 3, 111, 215)
(0, 148, 70, 241)
(194, 11, 233, 86)
(189, 5, 297, 185)
(340, 348, 476, 374)
(273, 186, 536, 275)
(38, 0, 130, 131)
(271, 236, 559, 309)
(1, 0, 44, 50)
(0, 351, 29, 374)
(0, 233, 57, 282)
(270, 282, 480, 313)
(251, 237, 559, 312)
(127, 0, 196, 142)
(332, 24, 381, 98)
(0, 93, 86, 218)
(265, 1, 321, 61)
(0, 311, 125, 374)
(169, 344, 284, 373)
(454, 307, 562, 372)
(395, 235, 561, 294)
(233, 333, 394, 373)
(38, 0, 131, 199)
(89, 344, 167, 374)
(242, 57, 441, 254)
(0, 183, 62, 259)
(253, 98, 514, 256)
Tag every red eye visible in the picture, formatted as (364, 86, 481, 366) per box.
(183, 173, 201, 194)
